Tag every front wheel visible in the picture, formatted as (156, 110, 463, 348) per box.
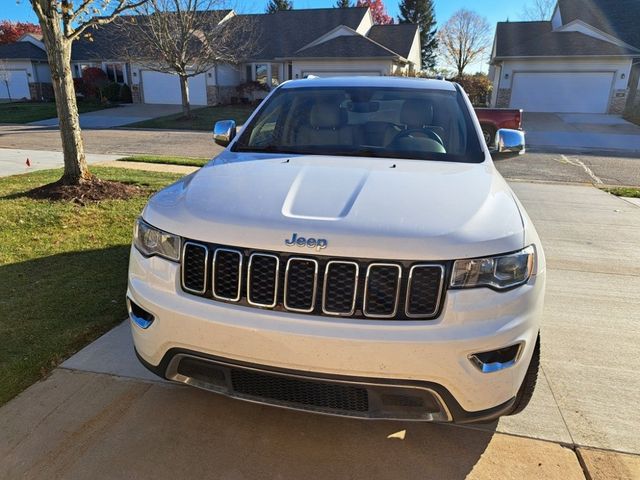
(481, 124, 496, 148)
(507, 334, 540, 416)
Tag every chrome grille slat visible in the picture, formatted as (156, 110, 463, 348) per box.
(322, 261, 359, 316)
(179, 241, 446, 320)
(247, 253, 280, 308)
(284, 258, 318, 313)
(212, 248, 242, 302)
(363, 263, 402, 319)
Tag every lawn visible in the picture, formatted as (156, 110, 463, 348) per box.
(0, 167, 182, 405)
(118, 154, 209, 167)
(128, 104, 255, 130)
(0, 101, 108, 124)
(603, 186, 640, 198)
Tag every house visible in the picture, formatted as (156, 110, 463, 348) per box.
(0, 7, 421, 106)
(489, 0, 640, 114)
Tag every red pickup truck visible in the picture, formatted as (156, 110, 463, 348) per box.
(475, 108, 523, 146)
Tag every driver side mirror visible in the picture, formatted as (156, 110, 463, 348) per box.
(213, 120, 236, 147)
(491, 129, 525, 158)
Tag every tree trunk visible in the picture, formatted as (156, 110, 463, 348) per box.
(40, 18, 90, 185)
(179, 74, 191, 118)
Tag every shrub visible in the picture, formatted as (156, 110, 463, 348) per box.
(119, 83, 133, 103)
(73, 78, 85, 97)
(236, 81, 269, 101)
(81, 67, 109, 100)
(102, 82, 121, 102)
(451, 74, 492, 107)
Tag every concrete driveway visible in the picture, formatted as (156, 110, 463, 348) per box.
(524, 113, 640, 154)
(1, 181, 639, 479)
(30, 104, 184, 129)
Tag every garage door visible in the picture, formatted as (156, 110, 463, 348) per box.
(302, 71, 382, 77)
(509, 72, 614, 113)
(141, 71, 207, 105)
(0, 70, 30, 100)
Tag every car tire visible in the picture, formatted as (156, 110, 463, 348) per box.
(507, 333, 540, 416)
(481, 125, 496, 147)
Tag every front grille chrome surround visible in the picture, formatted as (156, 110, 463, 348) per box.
(212, 248, 243, 302)
(179, 240, 447, 320)
(405, 264, 445, 319)
(181, 242, 209, 294)
(363, 263, 402, 319)
(322, 260, 359, 316)
(284, 257, 319, 313)
(247, 253, 280, 308)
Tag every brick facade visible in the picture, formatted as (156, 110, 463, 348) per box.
(28, 82, 54, 101)
(608, 89, 627, 114)
(206, 85, 236, 106)
(131, 84, 142, 103)
(495, 88, 512, 108)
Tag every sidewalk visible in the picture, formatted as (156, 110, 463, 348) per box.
(0, 148, 121, 177)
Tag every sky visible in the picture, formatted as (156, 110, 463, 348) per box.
(2, 0, 536, 72)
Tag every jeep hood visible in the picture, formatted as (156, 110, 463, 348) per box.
(143, 154, 525, 260)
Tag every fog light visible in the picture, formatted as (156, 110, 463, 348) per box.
(469, 343, 523, 373)
(127, 298, 155, 329)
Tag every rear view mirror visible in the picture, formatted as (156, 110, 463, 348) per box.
(492, 129, 525, 158)
(213, 120, 236, 147)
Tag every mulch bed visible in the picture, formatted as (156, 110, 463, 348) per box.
(25, 177, 147, 203)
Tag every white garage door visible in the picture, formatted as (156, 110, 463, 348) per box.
(510, 72, 614, 113)
(302, 71, 382, 77)
(141, 71, 207, 105)
(0, 70, 31, 100)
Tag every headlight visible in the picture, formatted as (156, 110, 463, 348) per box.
(133, 218, 181, 262)
(451, 246, 535, 290)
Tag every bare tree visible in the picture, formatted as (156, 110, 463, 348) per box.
(27, 0, 147, 186)
(521, 0, 556, 20)
(118, 0, 256, 117)
(0, 60, 12, 102)
(437, 9, 492, 77)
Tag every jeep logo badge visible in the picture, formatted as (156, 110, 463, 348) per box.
(285, 233, 327, 251)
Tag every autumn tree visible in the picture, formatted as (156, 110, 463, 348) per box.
(437, 9, 491, 77)
(522, 0, 556, 20)
(266, 0, 293, 13)
(356, 0, 393, 25)
(0, 21, 42, 44)
(398, 0, 437, 69)
(117, 0, 256, 118)
(335, 0, 351, 7)
(28, 0, 147, 186)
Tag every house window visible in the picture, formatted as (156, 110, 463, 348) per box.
(105, 63, 124, 83)
(255, 64, 268, 86)
(270, 64, 280, 87)
(245, 65, 252, 82)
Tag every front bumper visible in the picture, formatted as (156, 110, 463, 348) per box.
(128, 247, 545, 421)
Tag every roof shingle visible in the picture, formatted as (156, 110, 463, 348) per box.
(292, 34, 400, 59)
(0, 42, 47, 60)
(367, 24, 418, 58)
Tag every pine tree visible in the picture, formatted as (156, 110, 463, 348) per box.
(335, 0, 351, 7)
(398, 0, 438, 70)
(266, 0, 293, 13)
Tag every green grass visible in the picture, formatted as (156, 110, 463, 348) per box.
(118, 155, 209, 167)
(128, 104, 255, 130)
(0, 167, 182, 405)
(603, 186, 640, 198)
(0, 101, 108, 123)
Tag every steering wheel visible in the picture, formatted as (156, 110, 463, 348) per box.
(392, 128, 444, 146)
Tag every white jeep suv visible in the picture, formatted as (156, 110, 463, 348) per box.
(128, 77, 545, 423)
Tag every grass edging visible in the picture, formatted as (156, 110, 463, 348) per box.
(601, 186, 640, 198)
(117, 155, 209, 167)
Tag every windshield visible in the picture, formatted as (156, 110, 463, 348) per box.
(232, 86, 485, 163)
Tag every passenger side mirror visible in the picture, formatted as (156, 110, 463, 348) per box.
(491, 129, 525, 158)
(213, 120, 236, 147)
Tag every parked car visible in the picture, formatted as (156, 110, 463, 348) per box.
(128, 77, 545, 423)
(475, 107, 523, 147)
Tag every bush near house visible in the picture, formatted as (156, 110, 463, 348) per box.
(119, 84, 133, 103)
(81, 67, 109, 100)
(451, 73, 492, 107)
(235, 81, 270, 104)
(102, 82, 121, 102)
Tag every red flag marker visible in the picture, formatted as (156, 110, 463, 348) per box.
(26, 158, 31, 167)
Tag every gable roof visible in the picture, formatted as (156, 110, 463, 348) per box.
(0, 41, 47, 60)
(367, 24, 418, 58)
(493, 20, 638, 60)
(290, 34, 401, 60)
(558, 0, 640, 49)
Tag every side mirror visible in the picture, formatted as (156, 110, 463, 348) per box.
(492, 129, 525, 158)
(213, 120, 236, 147)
